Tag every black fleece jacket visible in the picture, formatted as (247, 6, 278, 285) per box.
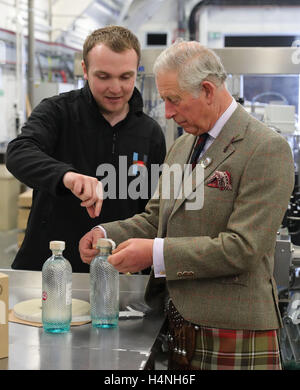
(6, 83, 166, 272)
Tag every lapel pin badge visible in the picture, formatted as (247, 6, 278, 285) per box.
(200, 157, 212, 168)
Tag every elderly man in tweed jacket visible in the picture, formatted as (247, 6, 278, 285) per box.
(79, 40, 294, 370)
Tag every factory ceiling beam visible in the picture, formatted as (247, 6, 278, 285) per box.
(48, 0, 171, 47)
(84, 0, 133, 26)
(51, 0, 93, 42)
(116, 0, 134, 23)
(94, 0, 119, 15)
(121, 0, 165, 32)
(84, 1, 117, 24)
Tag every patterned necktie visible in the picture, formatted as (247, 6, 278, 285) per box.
(191, 133, 209, 169)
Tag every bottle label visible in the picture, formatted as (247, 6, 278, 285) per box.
(42, 291, 48, 301)
(66, 282, 72, 306)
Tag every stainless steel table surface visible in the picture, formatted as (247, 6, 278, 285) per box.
(0, 269, 165, 370)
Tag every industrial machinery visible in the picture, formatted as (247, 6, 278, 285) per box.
(274, 231, 300, 368)
(213, 47, 300, 369)
(136, 49, 180, 151)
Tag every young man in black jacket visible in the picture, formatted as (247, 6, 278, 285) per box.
(6, 26, 166, 272)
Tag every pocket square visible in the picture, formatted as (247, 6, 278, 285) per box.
(207, 170, 232, 191)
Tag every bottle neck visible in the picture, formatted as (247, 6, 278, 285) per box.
(52, 249, 63, 256)
(96, 248, 111, 257)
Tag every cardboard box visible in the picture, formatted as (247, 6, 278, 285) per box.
(17, 189, 33, 247)
(17, 208, 31, 230)
(0, 165, 21, 231)
(0, 273, 8, 359)
(18, 189, 33, 208)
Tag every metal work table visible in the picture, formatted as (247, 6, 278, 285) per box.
(0, 269, 165, 370)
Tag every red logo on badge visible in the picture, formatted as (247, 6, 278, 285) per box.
(42, 291, 47, 301)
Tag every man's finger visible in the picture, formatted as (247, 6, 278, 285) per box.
(79, 244, 99, 264)
(112, 240, 130, 254)
(82, 252, 98, 264)
(76, 180, 93, 201)
(92, 228, 105, 248)
(94, 198, 103, 217)
(72, 179, 84, 197)
(81, 197, 98, 208)
(86, 205, 96, 218)
(96, 181, 103, 200)
(108, 251, 125, 268)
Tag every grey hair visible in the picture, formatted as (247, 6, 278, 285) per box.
(153, 39, 227, 96)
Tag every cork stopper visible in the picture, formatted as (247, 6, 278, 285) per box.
(96, 238, 116, 255)
(50, 241, 65, 251)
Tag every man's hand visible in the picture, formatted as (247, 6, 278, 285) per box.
(79, 227, 105, 264)
(63, 172, 103, 218)
(108, 239, 154, 274)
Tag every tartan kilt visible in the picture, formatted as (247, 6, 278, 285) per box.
(169, 326, 282, 370)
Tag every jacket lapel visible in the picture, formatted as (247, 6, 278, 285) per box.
(159, 135, 195, 236)
(171, 104, 248, 216)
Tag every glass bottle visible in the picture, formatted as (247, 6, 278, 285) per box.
(42, 241, 72, 333)
(90, 238, 119, 328)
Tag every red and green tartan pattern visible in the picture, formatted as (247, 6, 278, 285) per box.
(189, 327, 281, 370)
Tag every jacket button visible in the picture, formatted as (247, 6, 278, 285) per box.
(183, 271, 194, 277)
(177, 272, 183, 277)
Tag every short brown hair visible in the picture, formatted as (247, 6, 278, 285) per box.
(83, 25, 141, 69)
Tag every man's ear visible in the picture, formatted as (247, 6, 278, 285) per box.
(81, 60, 88, 81)
(201, 80, 216, 104)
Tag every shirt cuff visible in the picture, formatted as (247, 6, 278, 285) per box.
(92, 225, 107, 238)
(153, 238, 166, 278)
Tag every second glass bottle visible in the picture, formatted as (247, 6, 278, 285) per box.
(90, 238, 119, 328)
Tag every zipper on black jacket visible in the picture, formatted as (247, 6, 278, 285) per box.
(112, 132, 117, 156)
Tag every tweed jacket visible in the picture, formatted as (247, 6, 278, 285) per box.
(102, 104, 294, 330)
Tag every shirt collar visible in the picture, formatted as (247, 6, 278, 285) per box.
(208, 98, 238, 140)
(83, 82, 144, 114)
